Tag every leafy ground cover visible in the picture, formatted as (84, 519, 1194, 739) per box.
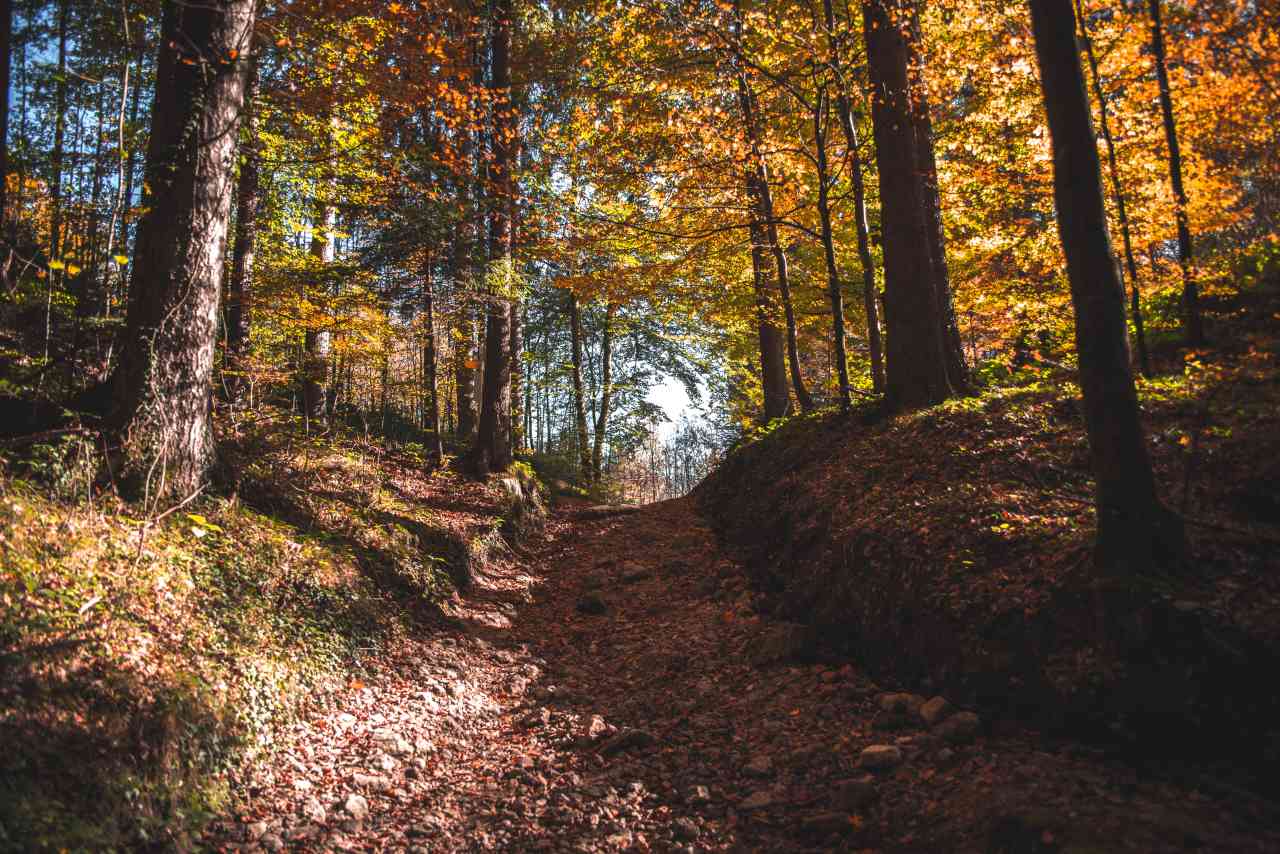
(0, 411, 509, 850)
(696, 277, 1280, 786)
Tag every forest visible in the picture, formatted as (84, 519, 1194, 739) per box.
(0, 0, 1278, 850)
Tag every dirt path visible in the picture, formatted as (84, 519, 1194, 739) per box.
(209, 498, 1280, 853)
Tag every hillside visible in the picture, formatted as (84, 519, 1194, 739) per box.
(696, 279, 1280, 787)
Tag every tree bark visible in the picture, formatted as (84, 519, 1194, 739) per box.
(812, 85, 853, 411)
(1148, 0, 1203, 346)
(49, 0, 69, 265)
(303, 194, 335, 426)
(1075, 0, 1151, 377)
(567, 290, 593, 479)
(109, 0, 257, 501)
(591, 303, 616, 483)
(0, 0, 11, 240)
(822, 0, 884, 393)
(1029, 0, 1185, 576)
(732, 1, 808, 416)
(906, 4, 968, 391)
(422, 255, 444, 464)
(863, 0, 956, 410)
(472, 0, 517, 475)
(225, 59, 260, 401)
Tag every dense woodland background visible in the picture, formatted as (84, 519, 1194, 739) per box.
(1, 0, 1279, 849)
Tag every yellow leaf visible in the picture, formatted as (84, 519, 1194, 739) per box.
(48, 260, 66, 271)
(113, 254, 130, 265)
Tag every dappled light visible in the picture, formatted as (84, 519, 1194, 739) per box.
(1, 0, 1278, 850)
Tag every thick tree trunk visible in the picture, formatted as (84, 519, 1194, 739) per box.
(1148, 0, 1203, 346)
(567, 291, 593, 478)
(472, 0, 517, 475)
(822, 0, 884, 393)
(1029, 0, 1185, 576)
(455, 308, 478, 440)
(225, 60, 260, 401)
(109, 0, 257, 501)
(863, 0, 956, 410)
(591, 304, 616, 483)
(422, 257, 443, 465)
(747, 212, 792, 420)
(1075, 0, 1151, 377)
(813, 86, 853, 412)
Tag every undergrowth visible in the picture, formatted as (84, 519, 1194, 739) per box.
(0, 409, 468, 851)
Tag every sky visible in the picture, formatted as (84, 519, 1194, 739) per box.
(646, 375, 696, 439)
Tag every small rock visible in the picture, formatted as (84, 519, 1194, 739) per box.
(344, 793, 370, 822)
(246, 821, 269, 841)
(586, 714, 611, 740)
(576, 593, 608, 615)
(301, 796, 326, 824)
(859, 744, 904, 771)
(745, 755, 774, 777)
(375, 753, 398, 773)
(673, 817, 700, 841)
(802, 812, 854, 836)
(919, 696, 953, 726)
(260, 832, 285, 852)
(445, 681, 466, 698)
(835, 776, 878, 811)
(935, 747, 957, 767)
(739, 790, 775, 810)
(933, 711, 981, 745)
(876, 692, 926, 716)
(293, 778, 313, 792)
(352, 773, 393, 792)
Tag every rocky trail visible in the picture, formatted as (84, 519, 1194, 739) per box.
(207, 498, 1280, 853)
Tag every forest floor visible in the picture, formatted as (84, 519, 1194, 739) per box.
(199, 488, 1280, 853)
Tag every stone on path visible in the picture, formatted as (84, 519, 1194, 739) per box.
(859, 744, 904, 770)
(934, 711, 981, 745)
(344, 793, 370, 822)
(919, 696, 953, 726)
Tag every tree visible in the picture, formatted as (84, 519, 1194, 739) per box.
(863, 0, 958, 410)
(225, 59, 260, 402)
(1148, 0, 1204, 346)
(108, 0, 258, 500)
(821, 0, 884, 394)
(567, 290, 593, 478)
(472, 0, 518, 474)
(1074, 0, 1151, 377)
(1028, 0, 1185, 576)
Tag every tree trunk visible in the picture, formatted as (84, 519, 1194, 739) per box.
(568, 290, 592, 478)
(225, 59, 260, 401)
(303, 194, 335, 426)
(591, 303, 616, 484)
(0, 0, 10, 239)
(472, 0, 517, 475)
(1148, 0, 1203, 346)
(109, 0, 257, 501)
(423, 256, 444, 465)
(747, 210, 792, 420)
(812, 85, 853, 412)
(49, 0, 69, 265)
(1075, 0, 1151, 377)
(732, 1, 809, 415)
(906, 5, 968, 391)
(863, 0, 956, 410)
(1029, 0, 1185, 576)
(822, 0, 884, 393)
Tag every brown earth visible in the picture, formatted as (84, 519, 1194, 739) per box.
(204, 495, 1280, 853)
